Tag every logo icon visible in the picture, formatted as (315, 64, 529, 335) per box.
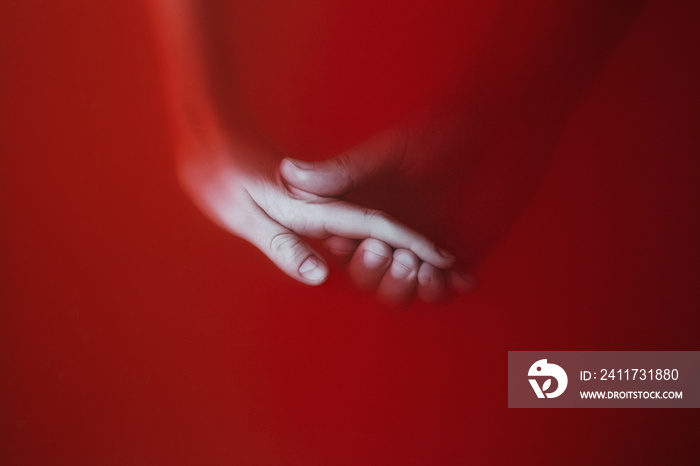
(528, 359, 568, 398)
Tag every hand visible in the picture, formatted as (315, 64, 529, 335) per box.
(176, 130, 456, 287)
(280, 129, 476, 305)
(324, 236, 476, 306)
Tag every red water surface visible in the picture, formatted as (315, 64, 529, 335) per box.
(1, 1, 698, 464)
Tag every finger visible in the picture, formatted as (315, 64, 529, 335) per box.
(297, 200, 455, 269)
(279, 130, 405, 196)
(416, 262, 448, 303)
(447, 270, 479, 293)
(376, 249, 419, 306)
(322, 236, 359, 262)
(347, 238, 393, 292)
(240, 204, 329, 286)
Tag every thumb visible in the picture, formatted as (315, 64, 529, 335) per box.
(239, 204, 329, 286)
(280, 129, 406, 196)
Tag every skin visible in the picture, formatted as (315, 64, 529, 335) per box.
(278, 134, 476, 305)
(148, 0, 468, 305)
(177, 128, 458, 290)
(149, 0, 647, 306)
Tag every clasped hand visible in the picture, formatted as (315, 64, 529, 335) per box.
(178, 127, 472, 305)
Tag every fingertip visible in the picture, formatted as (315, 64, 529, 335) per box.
(280, 157, 352, 196)
(422, 244, 455, 269)
(346, 238, 392, 292)
(279, 158, 294, 174)
(298, 256, 328, 285)
(361, 238, 393, 269)
(282, 157, 321, 189)
(417, 262, 447, 303)
(390, 249, 419, 280)
(417, 261, 437, 286)
(449, 270, 478, 293)
(437, 247, 456, 268)
(284, 157, 314, 170)
(407, 240, 455, 270)
(376, 249, 419, 307)
(323, 236, 358, 258)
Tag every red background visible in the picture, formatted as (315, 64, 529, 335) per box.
(1, 0, 699, 464)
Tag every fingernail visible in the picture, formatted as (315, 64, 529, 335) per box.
(438, 247, 455, 262)
(329, 247, 353, 257)
(452, 271, 478, 293)
(299, 257, 327, 282)
(286, 158, 314, 170)
(417, 272, 432, 285)
(390, 261, 412, 280)
(363, 250, 389, 269)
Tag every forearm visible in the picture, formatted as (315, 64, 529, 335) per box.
(148, 0, 273, 161)
(148, 0, 222, 143)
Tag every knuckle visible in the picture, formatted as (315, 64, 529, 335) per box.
(364, 208, 393, 225)
(333, 153, 358, 190)
(267, 198, 303, 228)
(289, 215, 310, 234)
(269, 232, 296, 254)
(269, 232, 306, 265)
(334, 153, 352, 171)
